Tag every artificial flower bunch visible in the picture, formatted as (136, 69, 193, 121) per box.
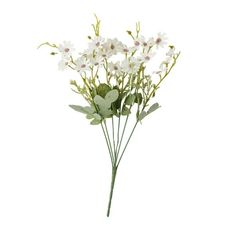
(39, 16, 180, 217)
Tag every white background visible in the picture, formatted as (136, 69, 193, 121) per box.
(0, 0, 236, 235)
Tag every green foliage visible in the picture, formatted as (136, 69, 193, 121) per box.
(69, 105, 101, 125)
(138, 110, 147, 121)
(105, 89, 119, 103)
(147, 103, 160, 114)
(138, 103, 160, 121)
(92, 14, 101, 36)
(69, 105, 95, 114)
(94, 89, 119, 118)
(135, 93, 143, 105)
(113, 90, 126, 110)
(97, 83, 111, 98)
(125, 94, 135, 105)
(90, 119, 101, 125)
(122, 106, 131, 116)
(86, 113, 102, 120)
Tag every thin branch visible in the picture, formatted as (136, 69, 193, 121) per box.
(111, 116, 117, 162)
(115, 114, 121, 158)
(116, 114, 129, 157)
(116, 121, 138, 167)
(101, 122, 114, 165)
(37, 42, 57, 49)
(145, 52, 181, 106)
(104, 120, 115, 164)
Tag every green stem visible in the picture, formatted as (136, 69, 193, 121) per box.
(116, 114, 129, 157)
(104, 120, 115, 163)
(112, 116, 116, 160)
(101, 123, 114, 165)
(107, 166, 117, 217)
(116, 114, 121, 156)
(117, 121, 138, 167)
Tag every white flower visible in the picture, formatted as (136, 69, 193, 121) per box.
(79, 49, 89, 57)
(108, 62, 121, 75)
(103, 38, 123, 55)
(146, 37, 155, 47)
(159, 62, 168, 72)
(133, 37, 142, 49)
(166, 46, 176, 57)
(58, 59, 69, 71)
(152, 70, 161, 75)
(88, 36, 105, 52)
(155, 33, 168, 48)
(58, 41, 74, 58)
(89, 54, 104, 67)
(166, 56, 173, 64)
(159, 57, 172, 72)
(139, 36, 155, 49)
(75, 57, 89, 74)
(120, 44, 135, 54)
(139, 51, 155, 63)
(121, 58, 140, 74)
(97, 48, 111, 59)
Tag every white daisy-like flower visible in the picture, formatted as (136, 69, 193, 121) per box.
(97, 47, 111, 59)
(133, 37, 142, 49)
(108, 62, 122, 75)
(159, 57, 172, 72)
(138, 36, 155, 49)
(139, 51, 155, 63)
(79, 48, 92, 57)
(88, 36, 105, 52)
(145, 37, 155, 50)
(89, 54, 104, 67)
(166, 46, 176, 57)
(120, 44, 135, 54)
(152, 70, 162, 75)
(58, 59, 69, 71)
(159, 62, 168, 72)
(155, 33, 168, 48)
(121, 58, 140, 74)
(103, 38, 123, 55)
(75, 57, 89, 74)
(58, 41, 75, 58)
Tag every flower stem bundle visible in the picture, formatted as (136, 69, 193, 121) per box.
(39, 15, 180, 217)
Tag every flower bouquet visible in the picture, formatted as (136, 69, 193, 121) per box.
(39, 16, 180, 217)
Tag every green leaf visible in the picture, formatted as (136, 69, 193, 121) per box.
(105, 89, 119, 103)
(90, 87, 97, 98)
(111, 103, 118, 116)
(93, 96, 112, 117)
(94, 95, 110, 109)
(69, 105, 95, 115)
(90, 119, 101, 125)
(86, 113, 102, 120)
(69, 105, 88, 114)
(135, 93, 143, 105)
(83, 106, 95, 114)
(101, 109, 113, 117)
(122, 106, 131, 116)
(114, 97, 122, 110)
(147, 103, 160, 114)
(125, 94, 135, 105)
(138, 111, 147, 121)
(69, 104, 103, 124)
(138, 103, 160, 121)
(92, 113, 102, 120)
(94, 90, 119, 118)
(86, 114, 94, 119)
(97, 83, 111, 98)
